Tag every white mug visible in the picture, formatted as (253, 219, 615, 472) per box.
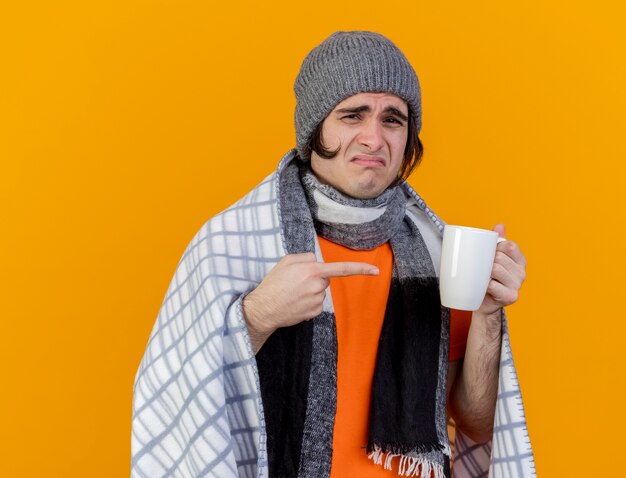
(439, 225, 506, 311)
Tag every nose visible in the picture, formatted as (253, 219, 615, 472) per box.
(357, 118, 384, 152)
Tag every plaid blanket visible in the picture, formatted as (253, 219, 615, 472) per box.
(131, 149, 535, 477)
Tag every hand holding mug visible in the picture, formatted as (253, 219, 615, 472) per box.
(439, 223, 526, 312)
(476, 224, 527, 317)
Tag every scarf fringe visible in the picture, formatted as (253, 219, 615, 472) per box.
(367, 440, 451, 457)
(367, 444, 448, 478)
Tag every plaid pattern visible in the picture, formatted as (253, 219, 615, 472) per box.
(131, 149, 534, 477)
(131, 172, 280, 477)
(452, 313, 535, 477)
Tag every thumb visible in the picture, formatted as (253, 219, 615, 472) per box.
(493, 223, 506, 238)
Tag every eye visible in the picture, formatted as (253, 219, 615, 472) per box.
(341, 113, 361, 121)
(384, 117, 404, 126)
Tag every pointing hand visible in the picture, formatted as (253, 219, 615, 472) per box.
(243, 253, 379, 352)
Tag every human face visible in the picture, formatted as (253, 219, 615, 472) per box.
(310, 92, 409, 199)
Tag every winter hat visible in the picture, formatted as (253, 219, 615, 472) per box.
(294, 31, 421, 160)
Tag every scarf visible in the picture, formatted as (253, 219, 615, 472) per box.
(130, 149, 536, 478)
(255, 161, 450, 478)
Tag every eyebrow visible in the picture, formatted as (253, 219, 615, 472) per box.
(334, 105, 409, 122)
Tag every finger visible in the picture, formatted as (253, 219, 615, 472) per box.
(496, 240, 527, 267)
(491, 261, 523, 290)
(493, 223, 506, 238)
(318, 261, 380, 278)
(486, 279, 519, 306)
(494, 250, 526, 281)
(312, 277, 330, 293)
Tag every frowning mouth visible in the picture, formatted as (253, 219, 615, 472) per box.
(350, 155, 386, 167)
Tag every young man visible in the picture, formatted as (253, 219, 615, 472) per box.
(131, 31, 535, 478)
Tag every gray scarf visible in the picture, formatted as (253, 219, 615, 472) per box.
(300, 167, 406, 250)
(255, 160, 451, 478)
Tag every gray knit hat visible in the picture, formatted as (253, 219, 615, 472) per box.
(294, 31, 421, 160)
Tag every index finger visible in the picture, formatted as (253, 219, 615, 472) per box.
(318, 262, 380, 278)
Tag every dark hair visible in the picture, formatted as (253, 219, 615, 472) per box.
(305, 106, 424, 183)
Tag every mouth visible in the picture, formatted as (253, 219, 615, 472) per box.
(350, 155, 386, 167)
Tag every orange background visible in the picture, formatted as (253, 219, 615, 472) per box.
(1, 1, 625, 476)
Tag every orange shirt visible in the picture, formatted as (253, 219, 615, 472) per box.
(318, 237, 471, 477)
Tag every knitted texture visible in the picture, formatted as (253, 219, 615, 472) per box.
(259, 158, 450, 477)
(294, 31, 421, 160)
(300, 163, 406, 250)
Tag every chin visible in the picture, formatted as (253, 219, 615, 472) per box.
(346, 183, 387, 199)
